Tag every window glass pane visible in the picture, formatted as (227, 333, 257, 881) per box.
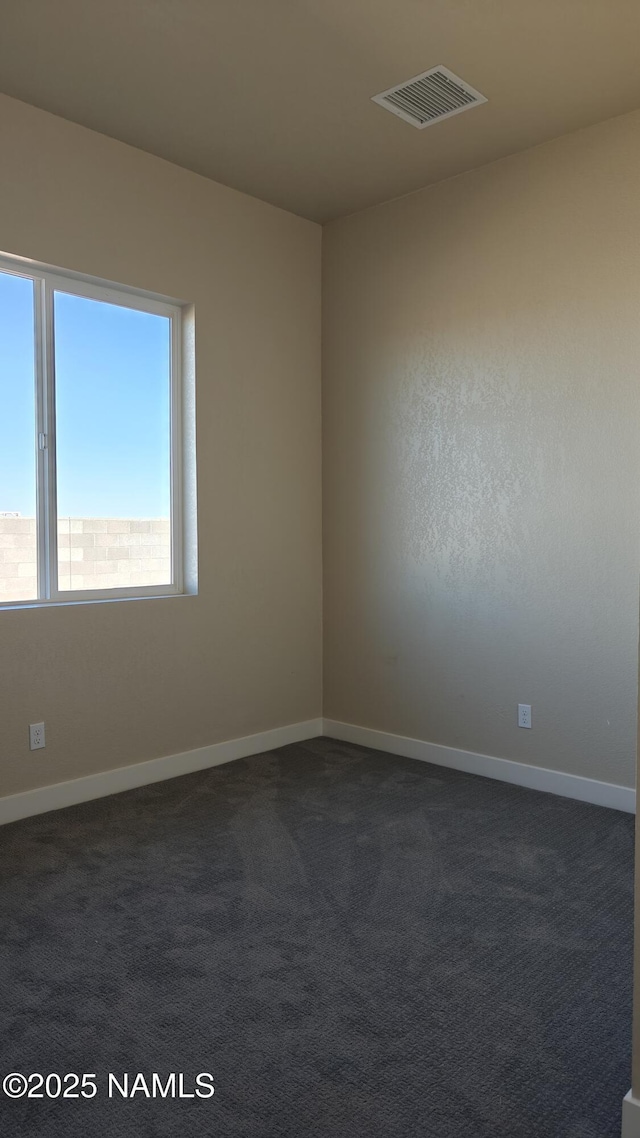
(54, 292, 171, 592)
(0, 271, 37, 604)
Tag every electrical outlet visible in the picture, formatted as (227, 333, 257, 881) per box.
(29, 722, 45, 750)
(518, 704, 532, 729)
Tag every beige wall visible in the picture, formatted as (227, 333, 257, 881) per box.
(2, 92, 639, 796)
(0, 94, 322, 796)
(323, 109, 640, 790)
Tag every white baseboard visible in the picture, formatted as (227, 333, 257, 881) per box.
(0, 718, 323, 827)
(323, 719, 636, 814)
(2, 715, 633, 826)
(622, 1092, 640, 1137)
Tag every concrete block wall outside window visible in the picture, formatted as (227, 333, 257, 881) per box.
(0, 518, 170, 602)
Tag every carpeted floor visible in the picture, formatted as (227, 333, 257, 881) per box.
(0, 736, 633, 1137)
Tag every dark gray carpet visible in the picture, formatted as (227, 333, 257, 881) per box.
(0, 736, 633, 1137)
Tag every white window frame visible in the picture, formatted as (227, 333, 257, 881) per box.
(0, 253, 185, 608)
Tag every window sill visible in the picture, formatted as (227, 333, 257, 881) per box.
(0, 591, 196, 613)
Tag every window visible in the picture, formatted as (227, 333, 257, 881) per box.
(0, 255, 187, 606)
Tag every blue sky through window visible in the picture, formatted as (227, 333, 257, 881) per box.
(0, 270, 171, 518)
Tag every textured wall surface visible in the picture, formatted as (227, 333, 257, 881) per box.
(323, 109, 640, 789)
(0, 94, 322, 796)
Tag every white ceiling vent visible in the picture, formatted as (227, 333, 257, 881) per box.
(372, 65, 487, 130)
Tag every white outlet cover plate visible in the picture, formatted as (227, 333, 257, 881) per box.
(29, 722, 45, 750)
(518, 704, 532, 729)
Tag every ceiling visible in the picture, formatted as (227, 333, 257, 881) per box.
(1, 0, 640, 223)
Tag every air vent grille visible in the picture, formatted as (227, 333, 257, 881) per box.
(372, 66, 487, 129)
